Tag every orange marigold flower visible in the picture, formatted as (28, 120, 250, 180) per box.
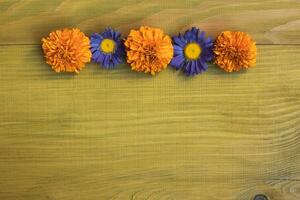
(214, 31, 257, 72)
(124, 26, 173, 75)
(42, 28, 91, 73)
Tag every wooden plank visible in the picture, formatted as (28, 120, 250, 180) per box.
(0, 0, 300, 44)
(0, 44, 299, 200)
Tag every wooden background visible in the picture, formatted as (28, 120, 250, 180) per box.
(0, 0, 299, 199)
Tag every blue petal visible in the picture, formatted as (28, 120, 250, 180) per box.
(199, 59, 208, 71)
(91, 33, 102, 40)
(200, 31, 205, 40)
(194, 60, 201, 74)
(189, 60, 197, 75)
(102, 29, 112, 38)
(97, 54, 105, 63)
(173, 35, 186, 47)
(92, 51, 101, 61)
(170, 55, 185, 69)
(103, 55, 111, 68)
(91, 40, 101, 48)
(113, 31, 121, 40)
(203, 53, 213, 62)
(112, 55, 119, 66)
(205, 37, 212, 44)
(91, 47, 99, 53)
(184, 61, 192, 75)
(173, 45, 184, 55)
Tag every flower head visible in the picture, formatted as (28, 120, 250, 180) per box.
(90, 28, 125, 68)
(214, 31, 257, 72)
(170, 27, 213, 76)
(42, 28, 91, 73)
(124, 26, 173, 75)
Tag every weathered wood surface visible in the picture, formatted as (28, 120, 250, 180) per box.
(0, 0, 300, 200)
(0, 45, 299, 200)
(0, 0, 300, 44)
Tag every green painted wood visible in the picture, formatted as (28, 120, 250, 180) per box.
(0, 44, 299, 199)
(0, 0, 299, 44)
(0, 0, 299, 199)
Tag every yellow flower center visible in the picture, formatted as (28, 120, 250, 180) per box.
(100, 39, 115, 54)
(184, 43, 201, 60)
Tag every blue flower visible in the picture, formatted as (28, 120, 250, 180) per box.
(170, 27, 213, 76)
(90, 28, 125, 68)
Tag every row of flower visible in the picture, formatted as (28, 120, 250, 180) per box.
(42, 26, 257, 76)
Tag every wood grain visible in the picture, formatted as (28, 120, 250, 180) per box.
(0, 0, 300, 44)
(0, 44, 299, 199)
(0, 0, 300, 199)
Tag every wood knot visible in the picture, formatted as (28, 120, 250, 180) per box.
(254, 194, 269, 200)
